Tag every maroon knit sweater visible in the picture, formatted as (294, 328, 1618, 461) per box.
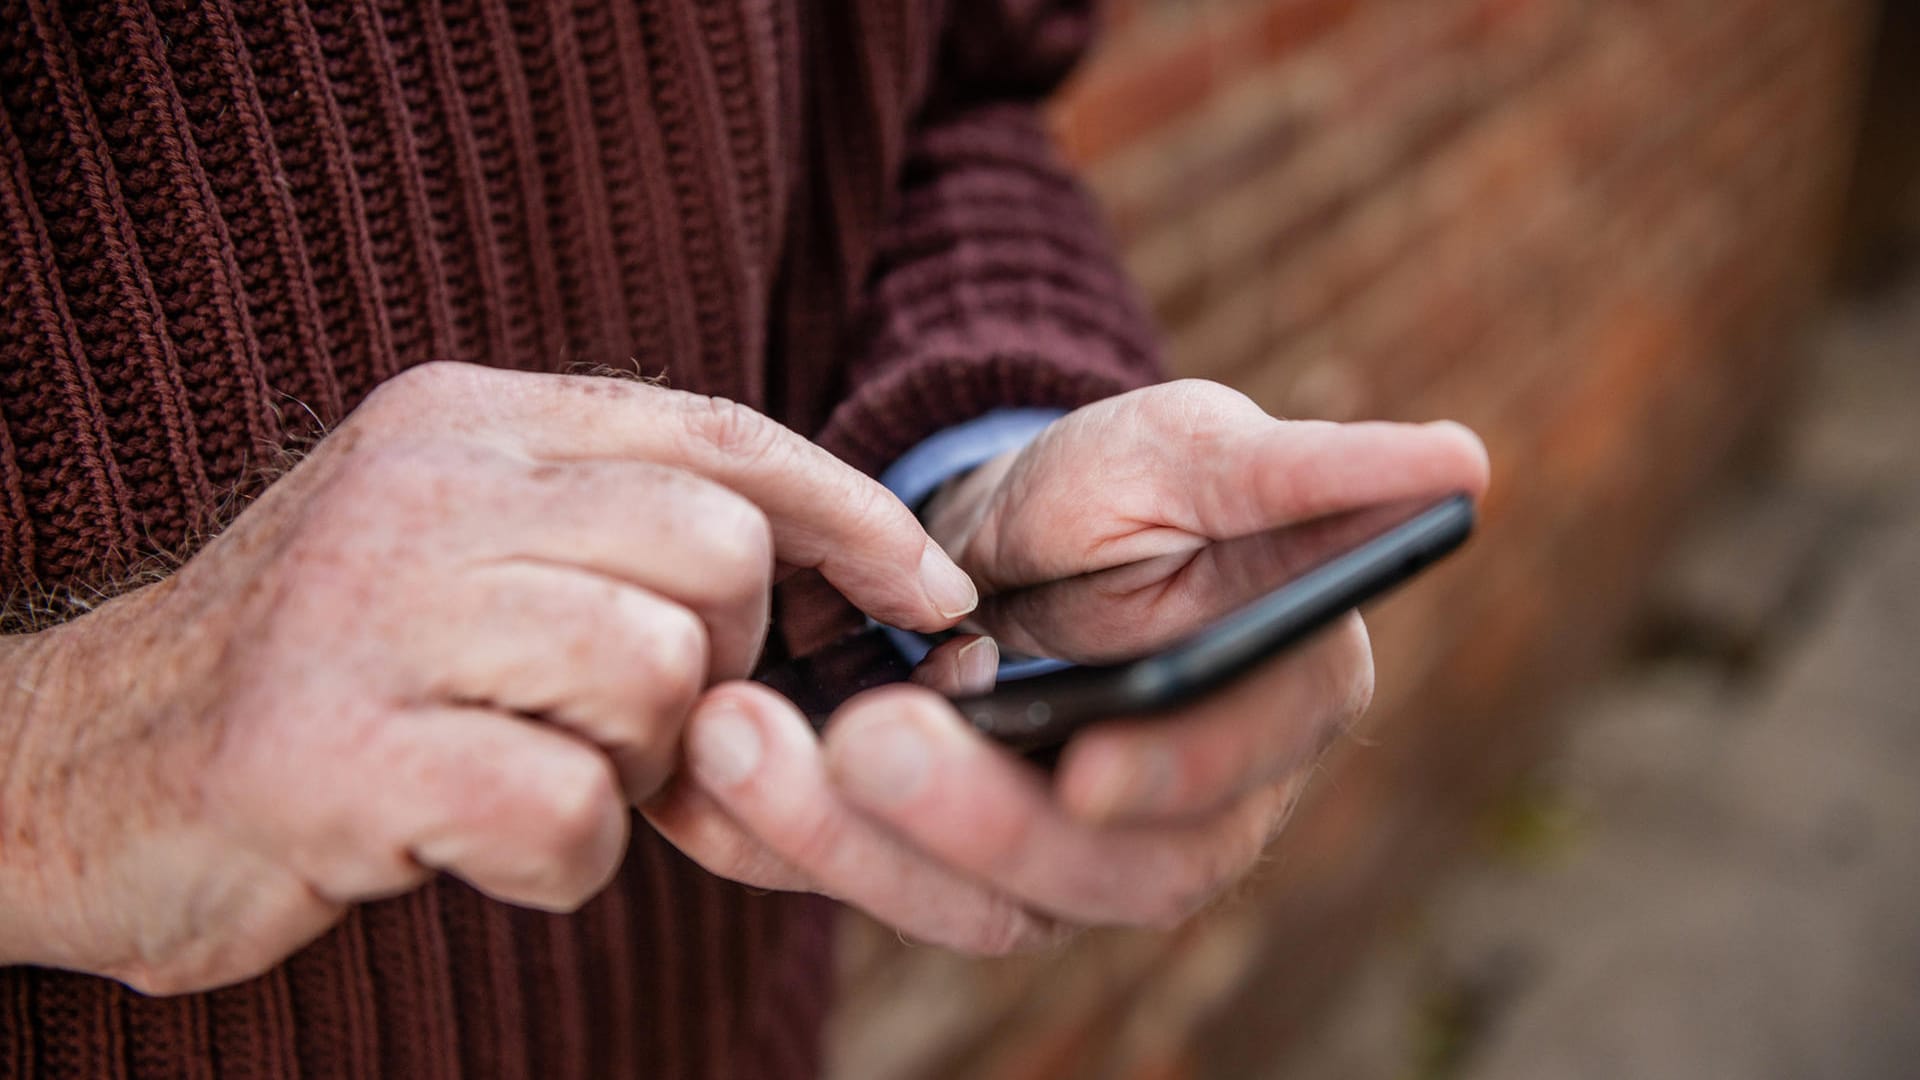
(0, 0, 1159, 1075)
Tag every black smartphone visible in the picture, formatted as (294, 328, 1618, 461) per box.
(756, 494, 1475, 753)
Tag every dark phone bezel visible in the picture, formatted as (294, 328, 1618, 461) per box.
(951, 494, 1476, 751)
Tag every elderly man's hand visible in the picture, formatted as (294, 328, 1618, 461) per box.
(648, 381, 1489, 953)
(0, 362, 976, 994)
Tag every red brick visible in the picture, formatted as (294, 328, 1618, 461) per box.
(1053, 31, 1220, 166)
(1053, 0, 1363, 167)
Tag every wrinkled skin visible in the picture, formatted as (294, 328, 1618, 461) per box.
(647, 381, 1490, 953)
(0, 373, 1487, 986)
(0, 362, 978, 994)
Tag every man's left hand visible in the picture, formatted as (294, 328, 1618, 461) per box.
(646, 381, 1490, 953)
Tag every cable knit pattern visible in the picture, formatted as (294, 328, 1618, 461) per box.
(0, 0, 1158, 1075)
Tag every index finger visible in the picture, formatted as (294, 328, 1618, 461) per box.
(381, 364, 977, 633)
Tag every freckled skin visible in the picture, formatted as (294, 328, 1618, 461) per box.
(0, 362, 973, 995)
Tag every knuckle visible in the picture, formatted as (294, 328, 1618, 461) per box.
(117, 962, 194, 998)
(302, 449, 474, 561)
(542, 881, 603, 914)
(961, 901, 1067, 958)
(113, 944, 252, 998)
(637, 602, 709, 712)
(391, 359, 477, 397)
(1165, 378, 1261, 419)
(680, 395, 781, 464)
(683, 488, 774, 601)
(359, 361, 475, 420)
(709, 496, 775, 580)
(529, 753, 623, 861)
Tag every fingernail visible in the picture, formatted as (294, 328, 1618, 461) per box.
(689, 702, 762, 788)
(1075, 746, 1177, 822)
(957, 638, 1000, 693)
(831, 716, 931, 808)
(919, 542, 978, 619)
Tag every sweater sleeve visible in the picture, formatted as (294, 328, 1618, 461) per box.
(812, 1, 1165, 476)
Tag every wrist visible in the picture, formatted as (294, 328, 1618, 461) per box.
(0, 587, 182, 974)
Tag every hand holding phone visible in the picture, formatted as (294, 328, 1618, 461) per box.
(651, 388, 1489, 956)
(760, 494, 1474, 751)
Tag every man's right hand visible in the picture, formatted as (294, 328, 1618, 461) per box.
(0, 362, 977, 996)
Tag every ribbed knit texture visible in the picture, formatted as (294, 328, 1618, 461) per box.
(0, 0, 1159, 1075)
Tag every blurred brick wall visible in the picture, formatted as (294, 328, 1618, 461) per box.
(828, 1, 1875, 1076)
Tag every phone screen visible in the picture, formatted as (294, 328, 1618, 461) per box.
(756, 496, 1456, 724)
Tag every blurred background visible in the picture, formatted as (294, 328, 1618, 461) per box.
(827, 0, 1919, 1076)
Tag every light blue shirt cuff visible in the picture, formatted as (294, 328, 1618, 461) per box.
(878, 408, 1070, 678)
(877, 407, 1065, 513)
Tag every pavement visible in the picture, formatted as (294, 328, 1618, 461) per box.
(1269, 263, 1920, 1080)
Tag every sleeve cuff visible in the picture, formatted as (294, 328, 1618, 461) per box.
(876, 407, 1065, 512)
(877, 408, 1073, 678)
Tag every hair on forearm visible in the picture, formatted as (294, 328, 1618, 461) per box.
(0, 406, 323, 636)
